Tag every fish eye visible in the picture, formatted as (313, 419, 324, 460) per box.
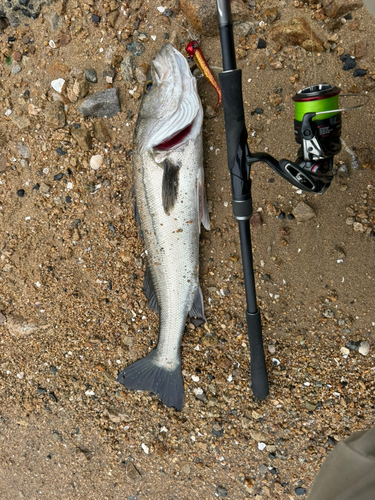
(145, 80, 153, 93)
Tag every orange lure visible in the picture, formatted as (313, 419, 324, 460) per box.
(186, 41, 222, 111)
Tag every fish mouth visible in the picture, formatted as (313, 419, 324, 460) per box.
(138, 43, 203, 154)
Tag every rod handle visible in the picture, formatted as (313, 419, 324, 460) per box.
(246, 310, 269, 399)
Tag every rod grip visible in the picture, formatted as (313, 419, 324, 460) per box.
(246, 310, 269, 399)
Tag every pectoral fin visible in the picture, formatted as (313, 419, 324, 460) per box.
(162, 159, 180, 214)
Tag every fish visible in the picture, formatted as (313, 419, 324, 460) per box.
(117, 43, 210, 411)
(186, 40, 222, 110)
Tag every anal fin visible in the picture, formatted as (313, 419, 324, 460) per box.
(189, 285, 206, 327)
(143, 261, 160, 313)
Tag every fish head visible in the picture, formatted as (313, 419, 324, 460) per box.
(134, 43, 203, 156)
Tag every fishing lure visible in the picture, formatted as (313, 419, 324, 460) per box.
(186, 40, 222, 111)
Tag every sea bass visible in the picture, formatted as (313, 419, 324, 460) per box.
(117, 43, 210, 411)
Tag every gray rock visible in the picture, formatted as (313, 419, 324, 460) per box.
(1, 0, 55, 28)
(44, 11, 62, 31)
(17, 143, 30, 159)
(6, 315, 37, 336)
(85, 69, 98, 83)
(120, 55, 136, 85)
(80, 88, 120, 118)
(126, 41, 145, 57)
(11, 64, 21, 75)
(293, 201, 316, 222)
(216, 485, 228, 498)
(358, 341, 370, 356)
(233, 21, 257, 37)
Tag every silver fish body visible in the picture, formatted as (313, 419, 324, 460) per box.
(117, 43, 209, 410)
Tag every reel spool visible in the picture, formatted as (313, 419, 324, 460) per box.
(247, 83, 363, 194)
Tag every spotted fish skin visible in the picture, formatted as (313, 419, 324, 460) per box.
(117, 43, 209, 411)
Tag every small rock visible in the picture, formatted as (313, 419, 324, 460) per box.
(341, 346, 350, 357)
(268, 344, 276, 354)
(353, 222, 364, 232)
(120, 55, 136, 85)
(250, 212, 262, 227)
(261, 7, 279, 24)
(354, 40, 367, 58)
(126, 41, 145, 57)
(73, 78, 89, 98)
(44, 11, 62, 31)
(212, 424, 223, 438)
(257, 38, 267, 49)
(90, 154, 103, 170)
(13, 51, 22, 62)
(71, 127, 92, 151)
(295, 486, 307, 496)
(6, 315, 37, 336)
(0, 312, 6, 325)
(293, 201, 315, 222)
(80, 88, 121, 118)
(322, 0, 363, 19)
(40, 182, 51, 194)
(353, 69, 367, 77)
(216, 485, 228, 498)
(11, 64, 21, 75)
(269, 17, 324, 52)
(358, 340, 370, 356)
(93, 119, 111, 143)
(124, 461, 141, 482)
(44, 101, 66, 130)
(179, 0, 250, 37)
(141, 443, 149, 454)
(17, 189, 25, 197)
(305, 401, 317, 411)
(51, 78, 65, 93)
(343, 57, 356, 71)
(233, 21, 256, 37)
(85, 69, 98, 83)
(47, 61, 70, 78)
(17, 143, 30, 158)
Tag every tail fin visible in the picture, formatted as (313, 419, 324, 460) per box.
(117, 350, 184, 411)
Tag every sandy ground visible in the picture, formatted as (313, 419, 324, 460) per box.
(0, 0, 374, 499)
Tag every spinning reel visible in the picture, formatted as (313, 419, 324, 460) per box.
(247, 84, 362, 194)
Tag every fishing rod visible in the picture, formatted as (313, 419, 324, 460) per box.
(216, 0, 268, 399)
(215, 0, 364, 399)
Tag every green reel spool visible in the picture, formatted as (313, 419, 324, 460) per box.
(293, 84, 341, 122)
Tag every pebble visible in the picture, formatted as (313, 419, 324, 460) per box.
(141, 443, 149, 454)
(85, 69, 98, 83)
(268, 344, 276, 354)
(353, 222, 364, 232)
(71, 126, 92, 151)
(51, 78, 65, 93)
(17, 189, 25, 197)
(343, 57, 356, 70)
(11, 64, 21, 74)
(216, 485, 228, 498)
(353, 69, 367, 77)
(17, 143, 30, 158)
(120, 55, 136, 85)
(73, 78, 89, 98)
(257, 38, 267, 49)
(80, 88, 121, 118)
(295, 487, 307, 496)
(358, 341, 370, 356)
(212, 424, 223, 438)
(293, 201, 315, 222)
(126, 41, 145, 57)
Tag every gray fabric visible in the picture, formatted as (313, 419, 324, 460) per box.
(363, 0, 375, 18)
(308, 427, 375, 500)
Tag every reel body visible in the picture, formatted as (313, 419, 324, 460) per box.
(248, 84, 343, 194)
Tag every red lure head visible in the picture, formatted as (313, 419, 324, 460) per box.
(186, 40, 199, 59)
